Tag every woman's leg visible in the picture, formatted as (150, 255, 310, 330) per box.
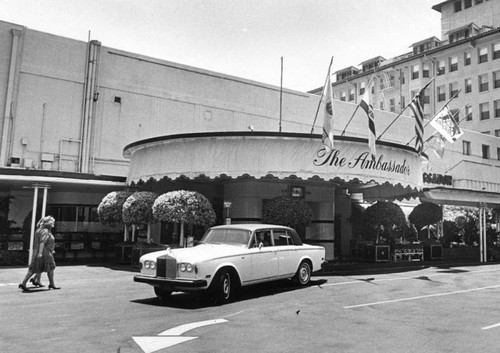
(48, 270, 60, 289)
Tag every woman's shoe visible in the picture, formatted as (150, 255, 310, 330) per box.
(48, 284, 61, 290)
(18, 284, 29, 292)
(30, 278, 45, 287)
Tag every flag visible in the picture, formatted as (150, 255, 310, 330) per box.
(321, 69, 334, 152)
(408, 79, 433, 154)
(426, 133, 446, 159)
(429, 105, 464, 143)
(360, 89, 376, 159)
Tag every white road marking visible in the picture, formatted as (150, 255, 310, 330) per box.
(482, 323, 500, 330)
(133, 319, 228, 353)
(344, 284, 500, 309)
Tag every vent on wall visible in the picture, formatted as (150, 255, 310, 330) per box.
(114, 96, 122, 104)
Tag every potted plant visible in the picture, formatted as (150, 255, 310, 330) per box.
(361, 201, 406, 261)
(262, 196, 312, 229)
(152, 190, 216, 247)
(122, 191, 167, 265)
(409, 202, 443, 260)
(97, 191, 133, 263)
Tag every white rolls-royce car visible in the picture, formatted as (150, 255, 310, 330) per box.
(134, 224, 326, 304)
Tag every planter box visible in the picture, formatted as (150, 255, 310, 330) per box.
(442, 247, 479, 261)
(115, 244, 133, 264)
(423, 244, 443, 260)
(393, 244, 423, 262)
(364, 245, 390, 262)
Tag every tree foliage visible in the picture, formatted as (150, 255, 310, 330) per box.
(408, 202, 443, 231)
(361, 201, 406, 243)
(122, 191, 158, 225)
(152, 190, 216, 228)
(262, 196, 312, 228)
(97, 191, 133, 225)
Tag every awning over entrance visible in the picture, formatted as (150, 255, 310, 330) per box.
(123, 132, 424, 193)
(422, 187, 500, 208)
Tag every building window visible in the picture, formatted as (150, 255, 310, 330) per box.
(449, 82, 459, 97)
(454, 0, 462, 12)
(359, 81, 366, 95)
(482, 145, 490, 159)
(465, 0, 472, 8)
(423, 88, 430, 104)
(494, 70, 500, 89)
(465, 78, 472, 93)
(340, 91, 346, 101)
(475, 0, 483, 4)
(465, 104, 473, 121)
(479, 47, 488, 63)
(479, 74, 489, 92)
(412, 65, 420, 80)
(463, 140, 471, 155)
(495, 99, 500, 118)
(494, 43, 500, 60)
(480, 102, 490, 120)
(379, 101, 385, 110)
(437, 60, 446, 75)
(464, 52, 471, 66)
(423, 63, 430, 78)
(389, 98, 396, 113)
(401, 96, 406, 108)
(348, 88, 355, 101)
(449, 56, 458, 72)
(496, 129, 500, 137)
(497, 147, 500, 161)
(437, 85, 446, 102)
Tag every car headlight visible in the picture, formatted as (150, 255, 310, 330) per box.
(144, 260, 156, 269)
(179, 262, 194, 272)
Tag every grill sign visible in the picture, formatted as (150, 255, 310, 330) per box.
(423, 172, 452, 186)
(314, 149, 411, 176)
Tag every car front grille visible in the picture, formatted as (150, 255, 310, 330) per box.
(156, 255, 177, 279)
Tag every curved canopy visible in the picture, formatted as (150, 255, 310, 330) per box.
(123, 132, 425, 191)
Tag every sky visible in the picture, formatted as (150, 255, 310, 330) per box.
(2, 0, 442, 92)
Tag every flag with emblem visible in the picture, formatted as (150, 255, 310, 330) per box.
(322, 68, 334, 152)
(360, 88, 376, 159)
(429, 105, 463, 143)
(425, 133, 446, 159)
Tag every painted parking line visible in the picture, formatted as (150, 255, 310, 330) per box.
(482, 323, 500, 330)
(344, 284, 500, 309)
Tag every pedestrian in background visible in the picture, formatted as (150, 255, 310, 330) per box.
(19, 216, 60, 291)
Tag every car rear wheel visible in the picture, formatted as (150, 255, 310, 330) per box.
(294, 261, 311, 286)
(154, 287, 172, 302)
(212, 269, 233, 305)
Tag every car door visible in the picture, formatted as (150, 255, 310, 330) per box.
(272, 229, 301, 277)
(248, 230, 279, 282)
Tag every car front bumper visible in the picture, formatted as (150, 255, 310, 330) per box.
(134, 274, 208, 290)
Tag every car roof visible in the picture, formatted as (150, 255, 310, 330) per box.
(210, 224, 292, 231)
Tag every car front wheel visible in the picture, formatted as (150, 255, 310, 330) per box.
(294, 261, 311, 286)
(212, 269, 233, 305)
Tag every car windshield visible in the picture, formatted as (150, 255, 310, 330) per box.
(201, 228, 252, 247)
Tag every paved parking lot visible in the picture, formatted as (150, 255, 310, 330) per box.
(2, 262, 500, 352)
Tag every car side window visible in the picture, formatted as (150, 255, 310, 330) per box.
(273, 230, 294, 246)
(254, 231, 271, 247)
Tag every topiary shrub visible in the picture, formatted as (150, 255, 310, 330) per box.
(122, 191, 158, 243)
(361, 201, 406, 244)
(97, 191, 133, 242)
(262, 196, 312, 228)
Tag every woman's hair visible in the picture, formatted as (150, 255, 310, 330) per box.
(37, 216, 55, 229)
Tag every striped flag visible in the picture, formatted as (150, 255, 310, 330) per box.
(409, 81, 432, 154)
(360, 89, 376, 159)
(322, 68, 334, 152)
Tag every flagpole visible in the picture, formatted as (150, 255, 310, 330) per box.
(310, 56, 334, 134)
(405, 88, 462, 147)
(341, 72, 376, 136)
(377, 74, 437, 142)
(279, 56, 283, 133)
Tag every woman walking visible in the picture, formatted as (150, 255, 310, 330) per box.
(19, 216, 60, 291)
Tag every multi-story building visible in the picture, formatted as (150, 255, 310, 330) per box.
(1, 0, 500, 263)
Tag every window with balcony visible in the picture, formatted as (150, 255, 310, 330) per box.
(423, 63, 430, 78)
(479, 47, 488, 63)
(493, 43, 500, 60)
(494, 99, 500, 118)
(465, 78, 472, 93)
(479, 74, 489, 92)
(449, 82, 459, 97)
(412, 65, 420, 80)
(480, 102, 490, 120)
(463, 140, 471, 155)
(482, 144, 490, 159)
(449, 56, 458, 72)
(464, 52, 471, 66)
(437, 60, 446, 75)
(494, 70, 500, 89)
(437, 85, 446, 102)
(465, 104, 473, 121)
